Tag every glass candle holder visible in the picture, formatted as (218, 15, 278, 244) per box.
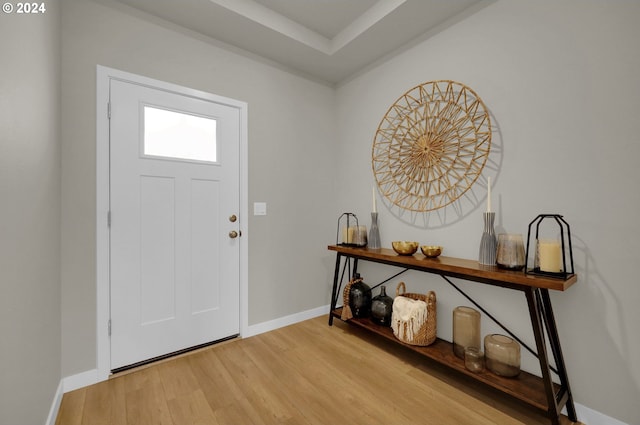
(341, 225, 367, 246)
(357, 225, 367, 246)
(464, 347, 484, 373)
(453, 306, 481, 359)
(484, 334, 521, 377)
(496, 233, 526, 270)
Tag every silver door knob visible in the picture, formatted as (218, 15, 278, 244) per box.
(229, 230, 238, 239)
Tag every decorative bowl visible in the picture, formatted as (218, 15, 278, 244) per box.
(391, 241, 419, 255)
(421, 245, 443, 258)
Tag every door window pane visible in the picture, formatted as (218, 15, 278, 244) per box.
(144, 106, 217, 162)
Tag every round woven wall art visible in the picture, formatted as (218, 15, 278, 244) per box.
(372, 80, 492, 212)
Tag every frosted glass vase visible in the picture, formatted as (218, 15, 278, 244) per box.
(485, 334, 521, 377)
(453, 306, 481, 359)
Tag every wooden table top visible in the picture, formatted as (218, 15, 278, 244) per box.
(328, 245, 577, 291)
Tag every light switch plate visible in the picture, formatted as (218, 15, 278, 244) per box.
(253, 202, 267, 216)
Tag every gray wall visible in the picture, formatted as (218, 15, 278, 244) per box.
(0, 2, 62, 424)
(60, 0, 337, 376)
(335, 1, 640, 424)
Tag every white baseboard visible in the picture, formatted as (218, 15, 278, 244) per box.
(63, 368, 99, 393)
(45, 381, 63, 425)
(573, 402, 629, 425)
(44, 369, 100, 425)
(244, 304, 329, 338)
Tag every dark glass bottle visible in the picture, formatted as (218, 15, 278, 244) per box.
(349, 276, 372, 318)
(370, 285, 393, 326)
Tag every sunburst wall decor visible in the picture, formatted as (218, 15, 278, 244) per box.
(372, 80, 492, 212)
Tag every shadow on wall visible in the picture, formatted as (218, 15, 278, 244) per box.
(567, 235, 639, 422)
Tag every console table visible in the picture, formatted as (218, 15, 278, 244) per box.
(327, 245, 578, 425)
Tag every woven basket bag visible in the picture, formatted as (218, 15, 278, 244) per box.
(391, 281, 437, 346)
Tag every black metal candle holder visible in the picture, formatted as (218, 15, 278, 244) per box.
(525, 214, 574, 279)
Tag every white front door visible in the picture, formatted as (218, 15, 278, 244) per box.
(109, 79, 241, 370)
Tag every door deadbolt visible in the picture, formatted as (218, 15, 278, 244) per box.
(229, 230, 239, 239)
(229, 214, 237, 222)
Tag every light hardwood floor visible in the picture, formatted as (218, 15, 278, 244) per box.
(56, 316, 581, 425)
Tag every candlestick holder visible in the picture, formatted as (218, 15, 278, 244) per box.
(478, 212, 497, 265)
(525, 214, 574, 278)
(368, 212, 381, 249)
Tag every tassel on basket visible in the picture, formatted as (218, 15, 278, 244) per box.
(341, 277, 361, 320)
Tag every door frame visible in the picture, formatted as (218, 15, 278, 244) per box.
(96, 65, 249, 381)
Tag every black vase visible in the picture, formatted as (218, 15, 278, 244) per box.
(370, 285, 393, 326)
(349, 279, 372, 318)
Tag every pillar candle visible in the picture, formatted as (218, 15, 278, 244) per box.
(538, 239, 562, 272)
(342, 226, 357, 244)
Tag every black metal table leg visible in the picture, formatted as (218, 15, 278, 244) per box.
(525, 287, 561, 425)
(540, 289, 577, 422)
(328, 253, 342, 326)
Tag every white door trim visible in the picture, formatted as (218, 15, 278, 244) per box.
(96, 65, 249, 381)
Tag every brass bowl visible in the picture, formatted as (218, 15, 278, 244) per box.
(421, 245, 443, 258)
(392, 241, 419, 255)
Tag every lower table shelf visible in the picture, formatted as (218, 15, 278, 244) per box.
(331, 308, 560, 413)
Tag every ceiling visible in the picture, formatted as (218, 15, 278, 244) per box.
(111, 0, 492, 85)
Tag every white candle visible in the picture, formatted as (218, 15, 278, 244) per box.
(487, 176, 492, 213)
(538, 239, 562, 272)
(372, 186, 377, 213)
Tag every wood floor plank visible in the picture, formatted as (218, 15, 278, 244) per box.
(213, 401, 260, 425)
(214, 341, 302, 425)
(55, 388, 86, 425)
(189, 348, 272, 425)
(156, 355, 202, 401)
(279, 324, 421, 424)
(240, 334, 372, 425)
(123, 367, 173, 425)
(78, 377, 126, 425)
(56, 316, 582, 425)
(166, 389, 219, 425)
(187, 349, 243, 411)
